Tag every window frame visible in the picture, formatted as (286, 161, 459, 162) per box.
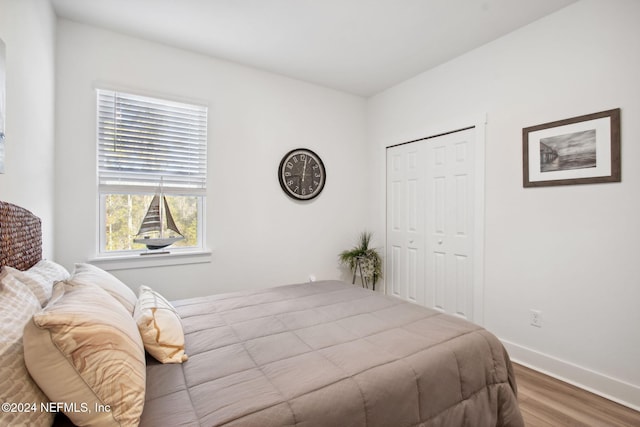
(94, 88, 209, 261)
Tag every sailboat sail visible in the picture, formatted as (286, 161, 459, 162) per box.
(133, 193, 184, 250)
(164, 197, 182, 236)
(138, 195, 162, 234)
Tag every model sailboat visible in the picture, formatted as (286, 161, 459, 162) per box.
(133, 187, 184, 251)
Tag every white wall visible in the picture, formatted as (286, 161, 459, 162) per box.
(367, 0, 640, 409)
(0, 0, 56, 257)
(55, 20, 369, 300)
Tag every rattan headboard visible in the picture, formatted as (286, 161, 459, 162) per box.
(0, 201, 43, 271)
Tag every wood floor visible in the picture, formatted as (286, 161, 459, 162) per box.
(513, 363, 640, 426)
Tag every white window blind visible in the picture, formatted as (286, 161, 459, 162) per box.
(97, 89, 207, 193)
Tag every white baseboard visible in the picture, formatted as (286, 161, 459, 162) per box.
(501, 339, 640, 412)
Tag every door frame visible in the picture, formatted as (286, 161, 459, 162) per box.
(384, 114, 486, 325)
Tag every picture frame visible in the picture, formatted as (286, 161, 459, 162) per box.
(0, 38, 5, 174)
(522, 108, 620, 187)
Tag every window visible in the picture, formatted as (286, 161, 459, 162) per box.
(97, 89, 207, 256)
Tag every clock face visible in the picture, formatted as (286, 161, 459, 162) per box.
(278, 148, 326, 200)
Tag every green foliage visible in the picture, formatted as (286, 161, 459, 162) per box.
(339, 231, 382, 286)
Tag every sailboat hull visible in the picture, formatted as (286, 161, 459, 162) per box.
(133, 236, 184, 250)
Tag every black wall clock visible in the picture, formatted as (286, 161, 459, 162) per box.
(278, 148, 326, 200)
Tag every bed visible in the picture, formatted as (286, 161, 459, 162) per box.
(0, 200, 524, 426)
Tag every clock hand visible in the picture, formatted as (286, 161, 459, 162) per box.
(301, 158, 308, 183)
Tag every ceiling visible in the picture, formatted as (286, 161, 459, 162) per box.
(51, 0, 578, 97)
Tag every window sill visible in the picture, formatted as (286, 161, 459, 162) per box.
(88, 249, 212, 271)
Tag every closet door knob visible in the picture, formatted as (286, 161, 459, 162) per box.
(438, 239, 443, 245)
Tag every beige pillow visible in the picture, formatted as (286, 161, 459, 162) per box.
(3, 259, 70, 306)
(23, 282, 146, 426)
(68, 263, 137, 314)
(0, 271, 53, 427)
(134, 285, 188, 363)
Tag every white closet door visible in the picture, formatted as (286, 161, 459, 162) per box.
(386, 142, 426, 305)
(424, 128, 475, 320)
(386, 127, 476, 320)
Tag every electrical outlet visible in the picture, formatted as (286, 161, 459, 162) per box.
(530, 309, 542, 328)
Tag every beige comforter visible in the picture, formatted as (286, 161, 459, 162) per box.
(141, 280, 523, 426)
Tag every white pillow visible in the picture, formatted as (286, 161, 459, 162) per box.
(67, 263, 137, 315)
(3, 259, 70, 306)
(134, 285, 188, 363)
(0, 270, 54, 427)
(23, 281, 146, 426)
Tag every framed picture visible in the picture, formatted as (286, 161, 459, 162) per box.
(0, 38, 5, 174)
(523, 108, 620, 187)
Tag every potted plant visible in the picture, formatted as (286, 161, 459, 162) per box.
(339, 231, 382, 289)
